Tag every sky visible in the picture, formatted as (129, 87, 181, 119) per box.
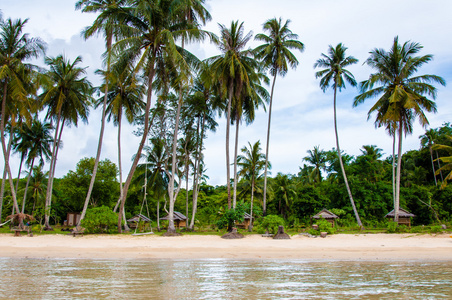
(1, 0, 451, 186)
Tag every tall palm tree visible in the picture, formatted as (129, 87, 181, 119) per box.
(101, 60, 145, 215)
(254, 17, 304, 216)
(76, 0, 129, 225)
(0, 18, 45, 216)
(40, 55, 93, 229)
(354, 37, 445, 222)
(113, 0, 209, 233)
(237, 140, 267, 231)
(314, 43, 362, 227)
(207, 20, 258, 209)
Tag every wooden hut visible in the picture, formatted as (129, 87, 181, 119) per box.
(385, 208, 415, 227)
(160, 212, 187, 229)
(127, 214, 151, 229)
(65, 212, 81, 226)
(236, 212, 252, 229)
(312, 209, 339, 227)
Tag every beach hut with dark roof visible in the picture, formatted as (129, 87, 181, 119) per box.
(160, 212, 187, 229)
(385, 208, 415, 227)
(127, 214, 151, 229)
(236, 212, 253, 229)
(312, 209, 339, 227)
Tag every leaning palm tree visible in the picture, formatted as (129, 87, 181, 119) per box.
(314, 43, 362, 227)
(0, 18, 45, 217)
(40, 55, 93, 229)
(354, 37, 445, 222)
(254, 17, 304, 216)
(207, 20, 259, 209)
(75, 0, 129, 225)
(237, 140, 268, 231)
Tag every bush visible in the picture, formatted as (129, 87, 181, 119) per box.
(312, 218, 336, 235)
(387, 221, 398, 233)
(216, 203, 245, 231)
(81, 206, 118, 234)
(260, 215, 285, 234)
(429, 225, 443, 234)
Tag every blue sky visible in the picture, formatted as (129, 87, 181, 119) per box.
(2, 0, 451, 186)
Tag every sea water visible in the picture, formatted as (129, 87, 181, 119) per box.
(1, 259, 451, 299)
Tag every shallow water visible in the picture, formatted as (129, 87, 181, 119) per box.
(1, 259, 451, 299)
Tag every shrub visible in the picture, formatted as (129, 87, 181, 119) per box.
(314, 218, 336, 234)
(216, 203, 245, 231)
(429, 225, 443, 234)
(387, 221, 398, 233)
(260, 215, 285, 234)
(81, 206, 118, 234)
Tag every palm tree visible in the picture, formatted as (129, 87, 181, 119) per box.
(237, 140, 267, 231)
(272, 173, 296, 218)
(354, 37, 446, 222)
(75, 0, 129, 225)
(303, 146, 327, 184)
(101, 60, 145, 216)
(14, 119, 52, 213)
(0, 18, 45, 216)
(254, 17, 304, 216)
(40, 55, 93, 229)
(420, 128, 440, 186)
(314, 43, 362, 227)
(113, 0, 209, 233)
(434, 136, 452, 188)
(207, 20, 258, 209)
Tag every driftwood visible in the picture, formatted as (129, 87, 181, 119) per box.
(273, 226, 290, 239)
(221, 227, 244, 239)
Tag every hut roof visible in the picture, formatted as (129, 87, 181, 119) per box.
(385, 208, 415, 218)
(312, 209, 339, 220)
(160, 211, 187, 221)
(243, 212, 252, 220)
(127, 214, 151, 223)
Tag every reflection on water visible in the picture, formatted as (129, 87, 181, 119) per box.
(1, 259, 451, 299)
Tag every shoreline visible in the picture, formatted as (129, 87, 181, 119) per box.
(1, 233, 451, 261)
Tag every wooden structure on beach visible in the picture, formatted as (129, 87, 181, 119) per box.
(127, 214, 151, 229)
(160, 212, 187, 229)
(385, 208, 415, 227)
(236, 212, 253, 229)
(312, 209, 339, 227)
(65, 212, 81, 226)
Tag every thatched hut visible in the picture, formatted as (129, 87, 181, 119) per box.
(385, 208, 415, 227)
(312, 209, 339, 227)
(236, 212, 252, 229)
(160, 212, 187, 229)
(127, 214, 151, 229)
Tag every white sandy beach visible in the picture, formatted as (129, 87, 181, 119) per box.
(1, 233, 451, 260)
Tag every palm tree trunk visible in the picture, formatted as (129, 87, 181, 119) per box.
(226, 83, 233, 209)
(185, 154, 189, 226)
(429, 145, 437, 186)
(232, 114, 240, 209)
(392, 133, 396, 208)
(333, 86, 362, 227)
(1, 82, 20, 214)
(114, 109, 123, 213)
(79, 36, 112, 225)
(0, 124, 14, 222)
(167, 91, 184, 233)
(118, 65, 155, 233)
(394, 123, 403, 223)
(190, 114, 205, 230)
(21, 158, 35, 214)
(45, 115, 64, 229)
(263, 74, 276, 216)
(248, 177, 254, 232)
(15, 155, 25, 201)
(435, 150, 444, 182)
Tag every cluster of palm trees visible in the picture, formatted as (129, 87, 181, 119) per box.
(1, 1, 446, 232)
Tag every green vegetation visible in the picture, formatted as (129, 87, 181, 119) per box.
(0, 2, 450, 236)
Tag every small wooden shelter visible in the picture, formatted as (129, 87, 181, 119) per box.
(160, 212, 187, 229)
(385, 208, 415, 227)
(236, 212, 252, 229)
(312, 209, 339, 227)
(65, 212, 81, 226)
(127, 214, 151, 229)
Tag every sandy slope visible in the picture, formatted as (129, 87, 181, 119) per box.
(1, 233, 451, 260)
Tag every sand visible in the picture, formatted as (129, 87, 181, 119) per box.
(1, 233, 451, 261)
